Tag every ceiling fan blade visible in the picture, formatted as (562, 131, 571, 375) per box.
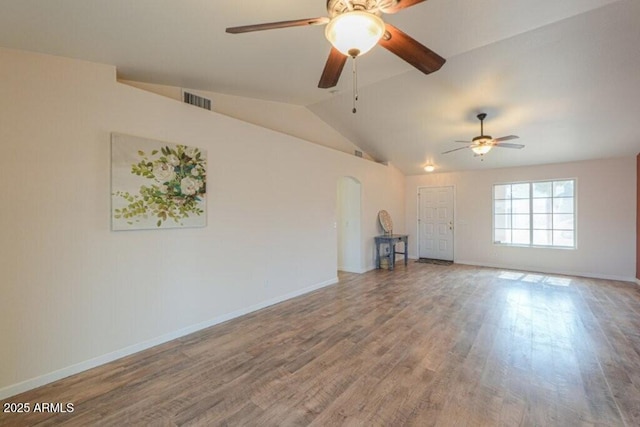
(494, 135, 519, 142)
(442, 146, 471, 154)
(495, 143, 525, 149)
(454, 140, 471, 143)
(226, 17, 329, 34)
(381, 0, 427, 14)
(378, 24, 446, 75)
(318, 48, 347, 89)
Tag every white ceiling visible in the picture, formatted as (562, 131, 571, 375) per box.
(0, 0, 638, 174)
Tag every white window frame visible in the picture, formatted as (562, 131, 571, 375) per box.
(492, 179, 577, 249)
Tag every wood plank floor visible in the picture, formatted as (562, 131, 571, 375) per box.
(2, 263, 640, 426)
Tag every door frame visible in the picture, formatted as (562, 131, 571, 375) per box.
(416, 185, 456, 261)
(337, 176, 363, 273)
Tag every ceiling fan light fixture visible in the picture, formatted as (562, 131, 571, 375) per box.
(424, 164, 435, 172)
(471, 140, 493, 155)
(325, 11, 385, 57)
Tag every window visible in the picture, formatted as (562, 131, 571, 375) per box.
(493, 179, 575, 248)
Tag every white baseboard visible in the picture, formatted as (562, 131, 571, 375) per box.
(360, 256, 418, 273)
(455, 260, 636, 283)
(0, 277, 338, 400)
(338, 266, 369, 274)
(362, 265, 377, 273)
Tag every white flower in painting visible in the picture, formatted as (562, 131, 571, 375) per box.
(180, 176, 199, 195)
(159, 184, 168, 193)
(185, 146, 198, 158)
(191, 168, 199, 177)
(167, 154, 180, 166)
(153, 162, 176, 182)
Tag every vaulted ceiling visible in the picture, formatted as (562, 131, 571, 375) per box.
(0, 0, 638, 174)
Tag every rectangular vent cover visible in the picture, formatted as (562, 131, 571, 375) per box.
(183, 91, 212, 111)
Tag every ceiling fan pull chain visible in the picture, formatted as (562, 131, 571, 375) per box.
(352, 56, 359, 114)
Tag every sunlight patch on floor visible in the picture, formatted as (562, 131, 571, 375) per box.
(499, 271, 572, 286)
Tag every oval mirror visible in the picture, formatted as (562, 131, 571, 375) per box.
(378, 210, 393, 234)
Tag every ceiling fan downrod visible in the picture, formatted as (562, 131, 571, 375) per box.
(477, 113, 487, 136)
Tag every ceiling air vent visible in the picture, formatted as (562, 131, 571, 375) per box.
(182, 90, 212, 111)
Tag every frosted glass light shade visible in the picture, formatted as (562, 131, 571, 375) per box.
(471, 144, 492, 155)
(471, 137, 493, 155)
(325, 11, 385, 57)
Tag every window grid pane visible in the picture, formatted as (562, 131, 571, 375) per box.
(494, 184, 511, 200)
(494, 214, 511, 229)
(533, 214, 552, 229)
(533, 230, 552, 245)
(512, 199, 530, 214)
(513, 229, 531, 245)
(511, 183, 530, 199)
(532, 198, 551, 214)
(512, 214, 530, 229)
(533, 182, 552, 198)
(495, 229, 511, 244)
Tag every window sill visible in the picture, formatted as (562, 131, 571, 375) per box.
(493, 242, 576, 250)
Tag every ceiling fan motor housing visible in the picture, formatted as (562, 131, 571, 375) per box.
(327, 0, 389, 17)
(473, 135, 492, 143)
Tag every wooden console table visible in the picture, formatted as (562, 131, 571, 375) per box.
(375, 234, 409, 271)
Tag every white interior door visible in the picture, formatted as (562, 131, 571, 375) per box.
(418, 186, 454, 261)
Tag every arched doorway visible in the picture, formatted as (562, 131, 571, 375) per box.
(337, 176, 362, 273)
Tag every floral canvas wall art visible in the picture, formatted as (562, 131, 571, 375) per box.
(111, 133, 207, 230)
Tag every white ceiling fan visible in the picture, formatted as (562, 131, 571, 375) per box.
(443, 113, 524, 157)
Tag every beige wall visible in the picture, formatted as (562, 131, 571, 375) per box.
(0, 48, 405, 398)
(405, 157, 637, 281)
(120, 80, 375, 161)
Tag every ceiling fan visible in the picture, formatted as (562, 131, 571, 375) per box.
(443, 113, 524, 157)
(226, 0, 446, 89)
